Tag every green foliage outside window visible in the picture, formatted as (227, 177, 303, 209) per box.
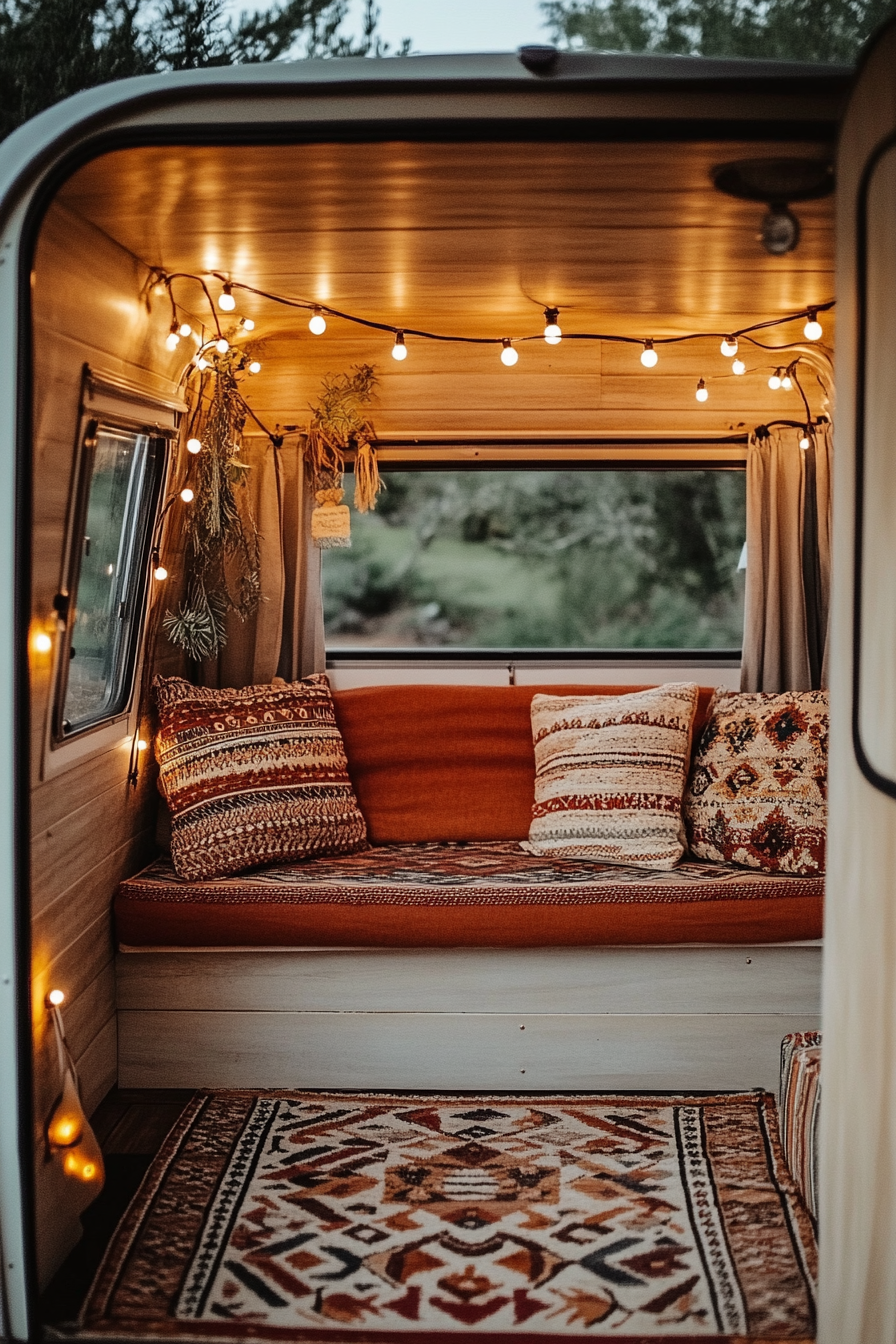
(323, 469, 746, 650)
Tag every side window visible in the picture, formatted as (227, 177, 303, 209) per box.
(55, 420, 166, 739)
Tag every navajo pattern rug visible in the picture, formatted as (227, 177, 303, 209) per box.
(118, 843, 824, 908)
(80, 1090, 816, 1341)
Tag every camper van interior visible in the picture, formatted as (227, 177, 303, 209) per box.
(2, 30, 896, 1343)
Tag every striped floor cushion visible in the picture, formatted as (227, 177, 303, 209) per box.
(779, 1029, 822, 1220)
(115, 841, 824, 948)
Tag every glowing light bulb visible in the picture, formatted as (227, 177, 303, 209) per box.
(768, 369, 782, 390)
(180, 488, 194, 503)
(187, 438, 202, 454)
(248, 360, 262, 374)
(218, 283, 235, 312)
(309, 308, 327, 335)
(62, 1135, 104, 1184)
(179, 322, 193, 338)
(47, 989, 65, 1006)
(33, 631, 52, 654)
(392, 332, 408, 361)
(800, 434, 811, 449)
(137, 739, 148, 751)
(196, 356, 209, 371)
(732, 358, 746, 375)
(640, 341, 658, 368)
(165, 325, 180, 351)
(239, 317, 255, 332)
(543, 307, 562, 345)
(47, 1069, 84, 1149)
(500, 339, 518, 367)
(782, 374, 793, 390)
(215, 337, 229, 354)
(154, 564, 168, 581)
(720, 336, 738, 357)
(804, 311, 823, 341)
(695, 378, 708, 402)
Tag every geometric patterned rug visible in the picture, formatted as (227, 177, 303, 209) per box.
(78, 1091, 816, 1341)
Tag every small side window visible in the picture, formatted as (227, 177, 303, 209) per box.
(55, 420, 166, 739)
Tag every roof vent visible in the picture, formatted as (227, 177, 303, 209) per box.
(518, 44, 559, 75)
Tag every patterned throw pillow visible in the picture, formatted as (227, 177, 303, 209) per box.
(684, 690, 827, 875)
(525, 682, 699, 870)
(153, 674, 367, 881)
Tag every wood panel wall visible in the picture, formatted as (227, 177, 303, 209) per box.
(28, 202, 185, 1285)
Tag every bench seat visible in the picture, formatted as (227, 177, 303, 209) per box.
(116, 841, 823, 948)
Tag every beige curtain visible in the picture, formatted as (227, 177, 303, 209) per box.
(200, 437, 325, 689)
(276, 435, 326, 681)
(740, 423, 832, 692)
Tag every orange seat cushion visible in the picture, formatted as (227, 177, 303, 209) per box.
(115, 841, 821, 948)
(115, 892, 821, 948)
(331, 684, 717, 843)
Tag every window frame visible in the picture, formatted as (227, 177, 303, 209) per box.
(325, 452, 747, 669)
(44, 371, 179, 773)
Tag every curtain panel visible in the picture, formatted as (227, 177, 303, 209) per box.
(741, 423, 832, 693)
(201, 437, 325, 689)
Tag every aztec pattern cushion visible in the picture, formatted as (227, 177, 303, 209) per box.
(153, 674, 367, 881)
(779, 1030, 822, 1220)
(526, 682, 699, 869)
(684, 690, 828, 875)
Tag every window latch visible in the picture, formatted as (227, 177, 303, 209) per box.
(52, 592, 70, 623)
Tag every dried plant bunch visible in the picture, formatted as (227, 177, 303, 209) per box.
(305, 363, 383, 511)
(163, 358, 262, 662)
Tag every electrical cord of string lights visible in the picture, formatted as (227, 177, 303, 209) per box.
(151, 266, 835, 446)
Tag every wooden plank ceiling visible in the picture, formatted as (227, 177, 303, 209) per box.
(57, 140, 835, 441)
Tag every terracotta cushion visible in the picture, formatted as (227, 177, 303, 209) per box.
(332, 683, 717, 843)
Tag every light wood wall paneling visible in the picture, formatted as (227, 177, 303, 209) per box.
(29, 198, 180, 1284)
(32, 830, 155, 1002)
(115, 945, 822, 1016)
(31, 767, 157, 919)
(118, 1009, 821, 1094)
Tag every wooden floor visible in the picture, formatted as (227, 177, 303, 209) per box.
(91, 1087, 195, 1155)
(40, 1089, 194, 1328)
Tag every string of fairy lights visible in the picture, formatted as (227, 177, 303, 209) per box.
(155, 268, 834, 407)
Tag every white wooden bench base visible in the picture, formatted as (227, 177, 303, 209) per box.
(116, 944, 822, 1094)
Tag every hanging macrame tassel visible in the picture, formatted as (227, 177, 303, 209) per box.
(311, 487, 351, 549)
(353, 439, 383, 513)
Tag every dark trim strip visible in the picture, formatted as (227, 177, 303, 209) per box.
(327, 647, 742, 664)
(852, 126, 896, 797)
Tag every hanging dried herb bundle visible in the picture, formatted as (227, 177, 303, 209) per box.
(163, 364, 261, 662)
(305, 363, 383, 512)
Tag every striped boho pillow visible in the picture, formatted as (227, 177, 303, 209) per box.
(525, 682, 699, 870)
(153, 673, 367, 881)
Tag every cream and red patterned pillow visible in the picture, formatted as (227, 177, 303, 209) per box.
(684, 690, 827, 875)
(525, 682, 699, 870)
(153, 673, 367, 880)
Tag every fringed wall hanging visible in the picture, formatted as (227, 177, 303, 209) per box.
(163, 354, 262, 661)
(305, 364, 383, 548)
